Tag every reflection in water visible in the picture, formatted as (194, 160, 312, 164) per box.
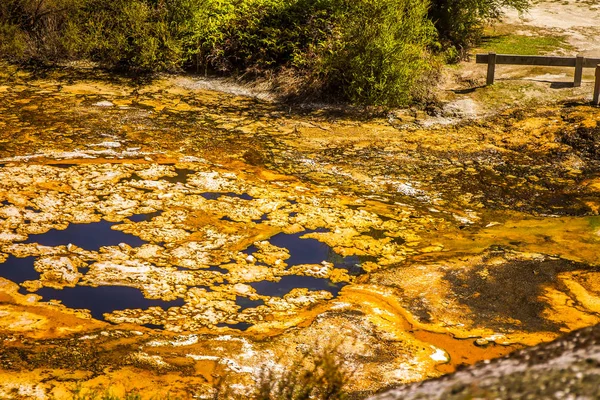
(0, 206, 362, 330)
(0, 216, 356, 327)
(269, 231, 332, 265)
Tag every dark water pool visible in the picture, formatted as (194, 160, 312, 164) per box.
(270, 231, 333, 265)
(23, 220, 146, 249)
(120, 168, 196, 186)
(200, 192, 254, 200)
(250, 275, 346, 297)
(238, 229, 372, 298)
(0, 256, 38, 283)
(236, 296, 264, 309)
(245, 229, 370, 275)
(163, 168, 196, 184)
(217, 321, 252, 331)
(0, 207, 369, 330)
(36, 285, 184, 320)
(128, 211, 163, 222)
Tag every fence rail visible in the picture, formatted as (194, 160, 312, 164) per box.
(476, 53, 600, 87)
(476, 52, 600, 105)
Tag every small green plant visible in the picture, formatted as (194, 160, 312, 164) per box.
(253, 346, 350, 400)
(212, 343, 352, 400)
(71, 384, 146, 400)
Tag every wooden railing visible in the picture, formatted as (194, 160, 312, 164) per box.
(476, 53, 600, 105)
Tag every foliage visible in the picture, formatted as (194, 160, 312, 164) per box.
(183, 0, 336, 74)
(0, 0, 81, 62)
(180, 0, 436, 105)
(0, 0, 529, 105)
(72, 384, 143, 400)
(253, 345, 350, 400)
(322, 0, 436, 105)
(212, 343, 352, 400)
(0, 0, 438, 106)
(71, 384, 182, 400)
(0, 0, 192, 70)
(73, 0, 183, 71)
(429, 0, 530, 58)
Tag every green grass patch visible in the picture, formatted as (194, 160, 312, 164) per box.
(587, 216, 600, 231)
(479, 33, 572, 55)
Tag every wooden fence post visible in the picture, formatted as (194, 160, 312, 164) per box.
(593, 65, 600, 106)
(574, 55, 584, 87)
(486, 52, 497, 85)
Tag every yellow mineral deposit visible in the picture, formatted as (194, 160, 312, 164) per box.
(0, 66, 599, 398)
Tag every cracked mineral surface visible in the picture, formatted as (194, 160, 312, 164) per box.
(1, 65, 600, 398)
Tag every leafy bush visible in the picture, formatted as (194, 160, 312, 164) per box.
(0, 22, 27, 60)
(0, 0, 81, 62)
(212, 343, 352, 400)
(429, 0, 530, 53)
(322, 0, 436, 105)
(0, 0, 527, 105)
(0, 0, 189, 70)
(253, 345, 350, 400)
(73, 0, 183, 71)
(185, 0, 436, 106)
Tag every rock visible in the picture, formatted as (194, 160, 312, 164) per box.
(93, 100, 114, 107)
(442, 99, 479, 119)
(368, 324, 600, 400)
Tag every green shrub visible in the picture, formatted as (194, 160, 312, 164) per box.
(187, 0, 436, 106)
(253, 346, 350, 400)
(0, 22, 28, 61)
(212, 343, 352, 400)
(322, 0, 436, 106)
(73, 0, 184, 71)
(179, 0, 341, 75)
(0, 0, 532, 105)
(0, 0, 438, 105)
(0, 0, 81, 62)
(429, 0, 530, 52)
(0, 0, 188, 70)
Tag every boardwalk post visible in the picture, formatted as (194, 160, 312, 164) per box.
(574, 55, 584, 87)
(486, 52, 497, 85)
(593, 65, 600, 106)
